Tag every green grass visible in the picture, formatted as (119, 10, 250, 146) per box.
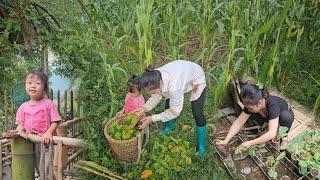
(283, 44, 320, 118)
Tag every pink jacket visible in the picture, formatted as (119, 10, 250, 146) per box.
(124, 93, 145, 114)
(15, 98, 61, 136)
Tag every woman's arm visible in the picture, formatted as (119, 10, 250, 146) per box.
(142, 94, 163, 112)
(216, 112, 250, 145)
(245, 118, 278, 146)
(152, 91, 184, 122)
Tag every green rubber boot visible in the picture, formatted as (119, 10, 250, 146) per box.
(159, 119, 175, 136)
(196, 125, 206, 156)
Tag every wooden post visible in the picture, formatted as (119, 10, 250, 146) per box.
(70, 91, 74, 137)
(42, 42, 49, 97)
(70, 90, 74, 120)
(57, 141, 63, 180)
(77, 91, 80, 118)
(77, 91, 81, 137)
(48, 143, 54, 180)
(11, 137, 34, 180)
(4, 90, 8, 130)
(40, 143, 45, 180)
(11, 101, 15, 129)
(64, 90, 67, 121)
(54, 126, 69, 176)
(50, 89, 54, 100)
(57, 126, 68, 168)
(42, 42, 48, 75)
(0, 141, 3, 180)
(57, 90, 61, 115)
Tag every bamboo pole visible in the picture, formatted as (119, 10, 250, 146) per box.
(67, 149, 84, 165)
(2, 155, 12, 161)
(75, 160, 126, 180)
(53, 145, 58, 179)
(4, 90, 8, 130)
(2, 162, 11, 167)
(0, 139, 11, 145)
(18, 131, 86, 148)
(48, 143, 54, 180)
(40, 143, 45, 180)
(59, 118, 83, 128)
(11, 137, 34, 180)
(57, 125, 68, 169)
(50, 89, 53, 100)
(71, 90, 74, 137)
(58, 90, 61, 114)
(77, 91, 81, 137)
(0, 141, 2, 180)
(57, 141, 63, 180)
(70, 90, 74, 120)
(64, 90, 67, 121)
(11, 102, 15, 129)
(77, 91, 80, 118)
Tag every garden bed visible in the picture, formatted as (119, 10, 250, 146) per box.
(213, 116, 314, 179)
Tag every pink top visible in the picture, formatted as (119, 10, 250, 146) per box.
(124, 93, 145, 114)
(15, 98, 61, 136)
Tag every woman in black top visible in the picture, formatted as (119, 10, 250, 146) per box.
(216, 84, 294, 150)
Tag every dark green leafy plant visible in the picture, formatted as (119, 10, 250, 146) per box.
(287, 130, 320, 175)
(266, 152, 286, 179)
(277, 126, 289, 140)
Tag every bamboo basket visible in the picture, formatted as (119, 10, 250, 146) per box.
(104, 115, 146, 163)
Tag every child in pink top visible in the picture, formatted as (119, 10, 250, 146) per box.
(15, 69, 61, 177)
(117, 75, 145, 116)
(16, 69, 61, 143)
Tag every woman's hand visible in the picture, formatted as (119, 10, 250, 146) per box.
(138, 116, 153, 129)
(42, 131, 53, 144)
(132, 107, 146, 117)
(237, 141, 252, 152)
(216, 139, 229, 146)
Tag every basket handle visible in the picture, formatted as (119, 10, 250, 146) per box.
(136, 126, 150, 163)
(142, 126, 149, 147)
(136, 134, 142, 163)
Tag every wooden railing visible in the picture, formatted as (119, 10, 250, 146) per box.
(0, 117, 85, 180)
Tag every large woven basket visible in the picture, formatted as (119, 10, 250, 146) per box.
(104, 115, 147, 162)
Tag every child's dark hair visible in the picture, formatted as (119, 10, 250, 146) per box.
(128, 75, 141, 93)
(25, 68, 48, 91)
(240, 84, 269, 106)
(140, 67, 162, 90)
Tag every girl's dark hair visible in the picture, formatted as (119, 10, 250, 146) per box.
(240, 84, 269, 106)
(128, 75, 141, 93)
(140, 67, 162, 90)
(25, 68, 48, 91)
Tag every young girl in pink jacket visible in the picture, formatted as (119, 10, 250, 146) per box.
(15, 69, 61, 177)
(117, 75, 145, 116)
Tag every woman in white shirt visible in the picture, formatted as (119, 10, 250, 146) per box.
(133, 60, 207, 155)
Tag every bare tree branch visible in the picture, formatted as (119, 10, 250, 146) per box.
(30, 2, 61, 28)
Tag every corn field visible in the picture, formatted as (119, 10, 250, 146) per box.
(44, 0, 318, 111)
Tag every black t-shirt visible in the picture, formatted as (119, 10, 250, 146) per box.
(243, 96, 289, 122)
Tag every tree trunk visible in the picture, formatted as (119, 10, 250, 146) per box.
(12, 0, 36, 52)
(11, 137, 34, 180)
(42, 41, 49, 74)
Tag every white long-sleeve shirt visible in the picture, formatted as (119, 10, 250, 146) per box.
(142, 60, 206, 122)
